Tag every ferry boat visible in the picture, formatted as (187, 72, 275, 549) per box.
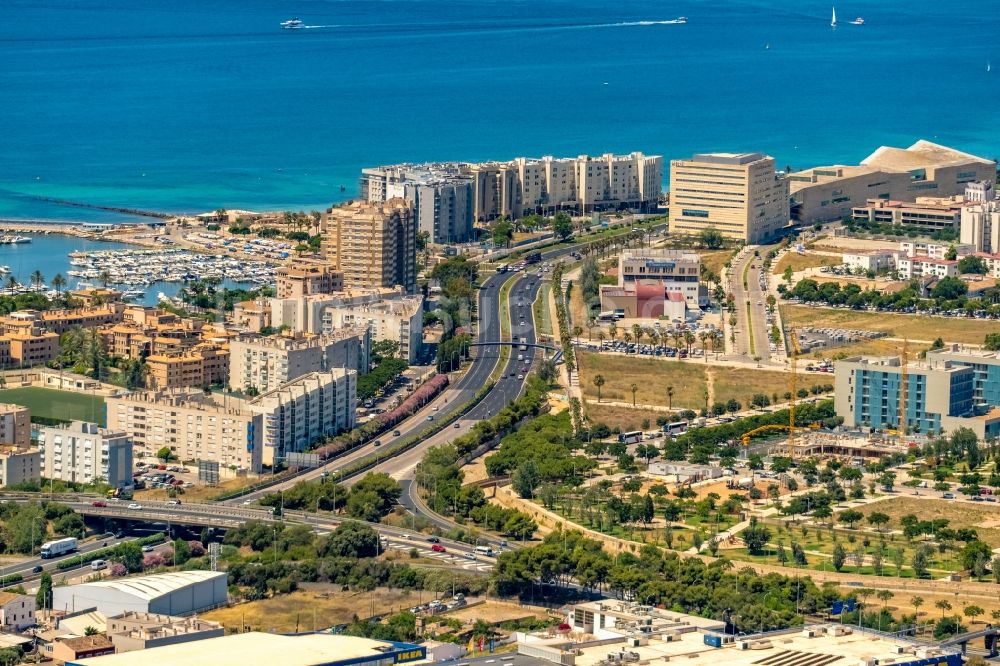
(280, 18, 303, 29)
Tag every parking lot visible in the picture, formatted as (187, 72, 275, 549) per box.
(795, 326, 888, 353)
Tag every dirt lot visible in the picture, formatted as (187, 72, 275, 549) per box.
(869, 495, 1000, 548)
(781, 305, 992, 345)
(445, 599, 554, 623)
(699, 249, 737, 276)
(202, 586, 428, 633)
(578, 351, 708, 409)
(136, 475, 256, 502)
(582, 402, 652, 430)
(773, 252, 838, 275)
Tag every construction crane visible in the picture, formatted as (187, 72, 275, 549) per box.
(898, 338, 909, 439)
(787, 326, 800, 458)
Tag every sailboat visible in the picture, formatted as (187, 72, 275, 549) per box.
(988, 61, 993, 73)
(831, 6, 837, 27)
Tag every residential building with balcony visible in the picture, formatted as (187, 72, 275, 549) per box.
(321, 199, 417, 294)
(37, 421, 133, 488)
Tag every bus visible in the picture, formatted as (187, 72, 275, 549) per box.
(618, 431, 643, 444)
(475, 545, 495, 557)
(663, 421, 688, 437)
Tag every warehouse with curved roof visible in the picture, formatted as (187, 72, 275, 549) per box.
(52, 571, 227, 617)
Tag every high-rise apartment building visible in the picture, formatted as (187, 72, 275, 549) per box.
(961, 181, 1000, 253)
(668, 152, 789, 243)
(361, 164, 474, 244)
(0, 403, 31, 448)
(37, 421, 133, 488)
(0, 447, 41, 487)
(229, 328, 370, 394)
(321, 199, 417, 294)
(275, 264, 344, 299)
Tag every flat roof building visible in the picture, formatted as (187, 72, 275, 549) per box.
(668, 152, 789, 243)
(67, 631, 427, 666)
(0, 445, 41, 487)
(851, 196, 964, 233)
(789, 140, 995, 223)
(0, 403, 30, 448)
(275, 263, 344, 299)
(105, 611, 224, 653)
(52, 571, 227, 618)
(321, 198, 417, 294)
(37, 421, 133, 489)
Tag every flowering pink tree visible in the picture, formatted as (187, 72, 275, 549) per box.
(143, 553, 166, 570)
(188, 540, 206, 557)
(110, 563, 127, 577)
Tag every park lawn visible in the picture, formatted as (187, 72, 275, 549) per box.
(781, 305, 992, 346)
(773, 252, 838, 276)
(710, 366, 794, 407)
(533, 283, 553, 337)
(577, 351, 708, 409)
(0, 387, 105, 426)
(867, 496, 1000, 548)
(582, 403, 653, 431)
(201, 586, 427, 633)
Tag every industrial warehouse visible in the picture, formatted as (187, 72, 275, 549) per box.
(51, 571, 228, 617)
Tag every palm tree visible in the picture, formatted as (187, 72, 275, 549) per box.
(608, 322, 618, 342)
(630, 383, 638, 406)
(684, 330, 696, 354)
(586, 319, 596, 341)
(572, 325, 583, 347)
(671, 331, 683, 357)
(5, 275, 17, 296)
(698, 331, 709, 361)
(593, 374, 605, 402)
(597, 331, 606, 345)
(30, 270, 44, 290)
(98, 270, 112, 288)
(666, 385, 674, 410)
(52, 273, 66, 295)
(632, 324, 643, 346)
(622, 331, 632, 350)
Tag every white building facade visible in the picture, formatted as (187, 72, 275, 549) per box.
(37, 421, 132, 488)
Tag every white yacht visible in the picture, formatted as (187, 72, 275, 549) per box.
(850, 16, 864, 25)
(280, 18, 303, 29)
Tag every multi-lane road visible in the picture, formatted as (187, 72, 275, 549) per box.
(730, 246, 774, 363)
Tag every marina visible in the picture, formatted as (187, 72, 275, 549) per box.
(0, 234, 274, 306)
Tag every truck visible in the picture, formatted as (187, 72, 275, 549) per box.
(40, 537, 78, 559)
(524, 251, 542, 265)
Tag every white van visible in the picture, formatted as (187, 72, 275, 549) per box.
(91, 559, 108, 571)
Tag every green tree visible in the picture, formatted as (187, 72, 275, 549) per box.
(112, 541, 144, 573)
(741, 518, 771, 554)
(36, 572, 53, 610)
(964, 604, 985, 624)
(832, 542, 846, 571)
(699, 227, 724, 249)
(319, 521, 380, 558)
(156, 447, 175, 463)
(552, 212, 574, 241)
(492, 218, 514, 248)
(512, 460, 541, 499)
(593, 374, 605, 402)
(985, 332, 1000, 351)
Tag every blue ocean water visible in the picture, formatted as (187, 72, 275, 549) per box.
(1, 0, 999, 223)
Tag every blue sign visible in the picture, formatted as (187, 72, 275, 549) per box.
(831, 601, 843, 615)
(845, 599, 856, 612)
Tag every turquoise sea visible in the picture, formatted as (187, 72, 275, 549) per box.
(1, 0, 999, 223)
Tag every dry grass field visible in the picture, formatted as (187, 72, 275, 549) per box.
(781, 305, 992, 345)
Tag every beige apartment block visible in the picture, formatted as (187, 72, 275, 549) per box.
(789, 140, 995, 223)
(106, 390, 263, 472)
(321, 198, 416, 294)
(275, 263, 343, 299)
(0, 446, 41, 487)
(106, 612, 224, 653)
(145, 345, 229, 390)
(0, 403, 31, 447)
(668, 152, 789, 243)
(229, 327, 370, 394)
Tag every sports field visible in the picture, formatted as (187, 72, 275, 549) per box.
(0, 387, 105, 426)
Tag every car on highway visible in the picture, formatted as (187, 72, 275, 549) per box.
(92, 500, 107, 507)
(373, 440, 382, 447)
(166, 499, 181, 505)
(142, 545, 155, 553)
(463, 552, 477, 560)
(453, 422, 461, 428)
(127, 503, 143, 510)
(430, 544, 446, 553)
(393, 430, 401, 436)
(243, 498, 254, 505)
(426, 415, 434, 421)
(32, 565, 43, 573)
(427, 536, 440, 543)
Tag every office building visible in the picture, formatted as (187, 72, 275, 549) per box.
(275, 263, 343, 299)
(835, 355, 1000, 438)
(842, 249, 897, 274)
(242, 370, 357, 465)
(0, 403, 31, 448)
(850, 196, 964, 234)
(0, 446, 41, 487)
(615, 249, 704, 306)
(37, 421, 132, 488)
(229, 328, 370, 394)
(668, 152, 789, 243)
(66, 632, 427, 666)
(106, 390, 263, 473)
(52, 571, 228, 618)
(321, 199, 417, 294)
(270, 288, 423, 362)
(105, 612, 224, 653)
(960, 181, 1000, 253)
(789, 140, 995, 223)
